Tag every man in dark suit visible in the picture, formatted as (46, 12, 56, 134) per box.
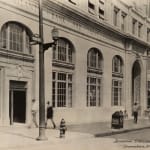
(46, 101, 56, 129)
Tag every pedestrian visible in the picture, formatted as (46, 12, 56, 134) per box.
(123, 110, 128, 119)
(46, 101, 56, 129)
(133, 102, 140, 123)
(28, 99, 38, 128)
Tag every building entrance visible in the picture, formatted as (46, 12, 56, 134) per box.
(9, 81, 26, 125)
(132, 61, 141, 114)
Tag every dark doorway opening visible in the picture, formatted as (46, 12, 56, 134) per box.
(9, 81, 26, 125)
(132, 61, 141, 115)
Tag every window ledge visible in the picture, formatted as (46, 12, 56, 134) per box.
(0, 48, 34, 62)
(87, 67, 103, 74)
(112, 72, 123, 78)
(52, 60, 75, 69)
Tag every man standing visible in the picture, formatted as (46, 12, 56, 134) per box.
(133, 102, 140, 123)
(46, 101, 56, 129)
(28, 99, 38, 128)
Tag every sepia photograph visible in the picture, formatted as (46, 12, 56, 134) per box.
(0, 0, 150, 149)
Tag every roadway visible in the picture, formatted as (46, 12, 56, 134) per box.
(105, 128, 150, 142)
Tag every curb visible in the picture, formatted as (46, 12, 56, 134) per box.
(94, 126, 150, 137)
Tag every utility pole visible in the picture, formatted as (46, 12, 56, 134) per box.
(33, 0, 59, 140)
(36, 0, 47, 140)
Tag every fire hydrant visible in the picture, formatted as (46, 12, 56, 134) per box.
(59, 118, 67, 138)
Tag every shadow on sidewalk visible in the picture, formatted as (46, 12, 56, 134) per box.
(0, 130, 35, 139)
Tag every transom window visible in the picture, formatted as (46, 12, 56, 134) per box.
(52, 72, 72, 108)
(112, 56, 123, 74)
(87, 76, 101, 107)
(87, 48, 103, 70)
(0, 22, 31, 54)
(53, 38, 74, 64)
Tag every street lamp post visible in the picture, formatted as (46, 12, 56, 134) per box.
(30, 0, 59, 140)
(36, 0, 46, 140)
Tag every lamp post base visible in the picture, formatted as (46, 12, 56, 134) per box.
(36, 127, 48, 141)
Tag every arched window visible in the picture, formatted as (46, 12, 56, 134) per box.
(52, 38, 75, 108)
(87, 48, 103, 70)
(112, 55, 123, 106)
(87, 48, 103, 107)
(0, 22, 31, 54)
(53, 38, 74, 64)
(112, 55, 123, 74)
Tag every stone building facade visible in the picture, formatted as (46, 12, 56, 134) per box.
(0, 0, 150, 126)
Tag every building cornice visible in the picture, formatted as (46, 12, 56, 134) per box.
(0, 0, 149, 49)
(44, 0, 150, 49)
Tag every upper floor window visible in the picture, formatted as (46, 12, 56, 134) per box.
(121, 12, 126, 32)
(88, 0, 95, 14)
(138, 23, 142, 38)
(113, 7, 119, 26)
(99, 0, 105, 19)
(0, 22, 31, 54)
(68, 0, 76, 5)
(53, 38, 74, 64)
(112, 55, 123, 75)
(132, 19, 137, 35)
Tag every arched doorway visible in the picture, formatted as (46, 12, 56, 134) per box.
(132, 61, 141, 113)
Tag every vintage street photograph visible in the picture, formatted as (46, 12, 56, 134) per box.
(0, 0, 150, 149)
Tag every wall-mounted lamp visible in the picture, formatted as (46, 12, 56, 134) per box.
(30, 27, 59, 50)
(42, 27, 59, 51)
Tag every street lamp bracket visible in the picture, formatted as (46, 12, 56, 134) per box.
(30, 34, 42, 45)
(43, 42, 56, 51)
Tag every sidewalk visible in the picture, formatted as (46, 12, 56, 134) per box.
(0, 118, 150, 149)
(0, 125, 93, 150)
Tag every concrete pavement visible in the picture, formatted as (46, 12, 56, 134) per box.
(0, 125, 94, 150)
(0, 118, 150, 150)
(68, 118, 150, 137)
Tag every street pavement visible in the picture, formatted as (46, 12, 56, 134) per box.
(68, 118, 150, 136)
(106, 128, 150, 142)
(0, 118, 150, 150)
